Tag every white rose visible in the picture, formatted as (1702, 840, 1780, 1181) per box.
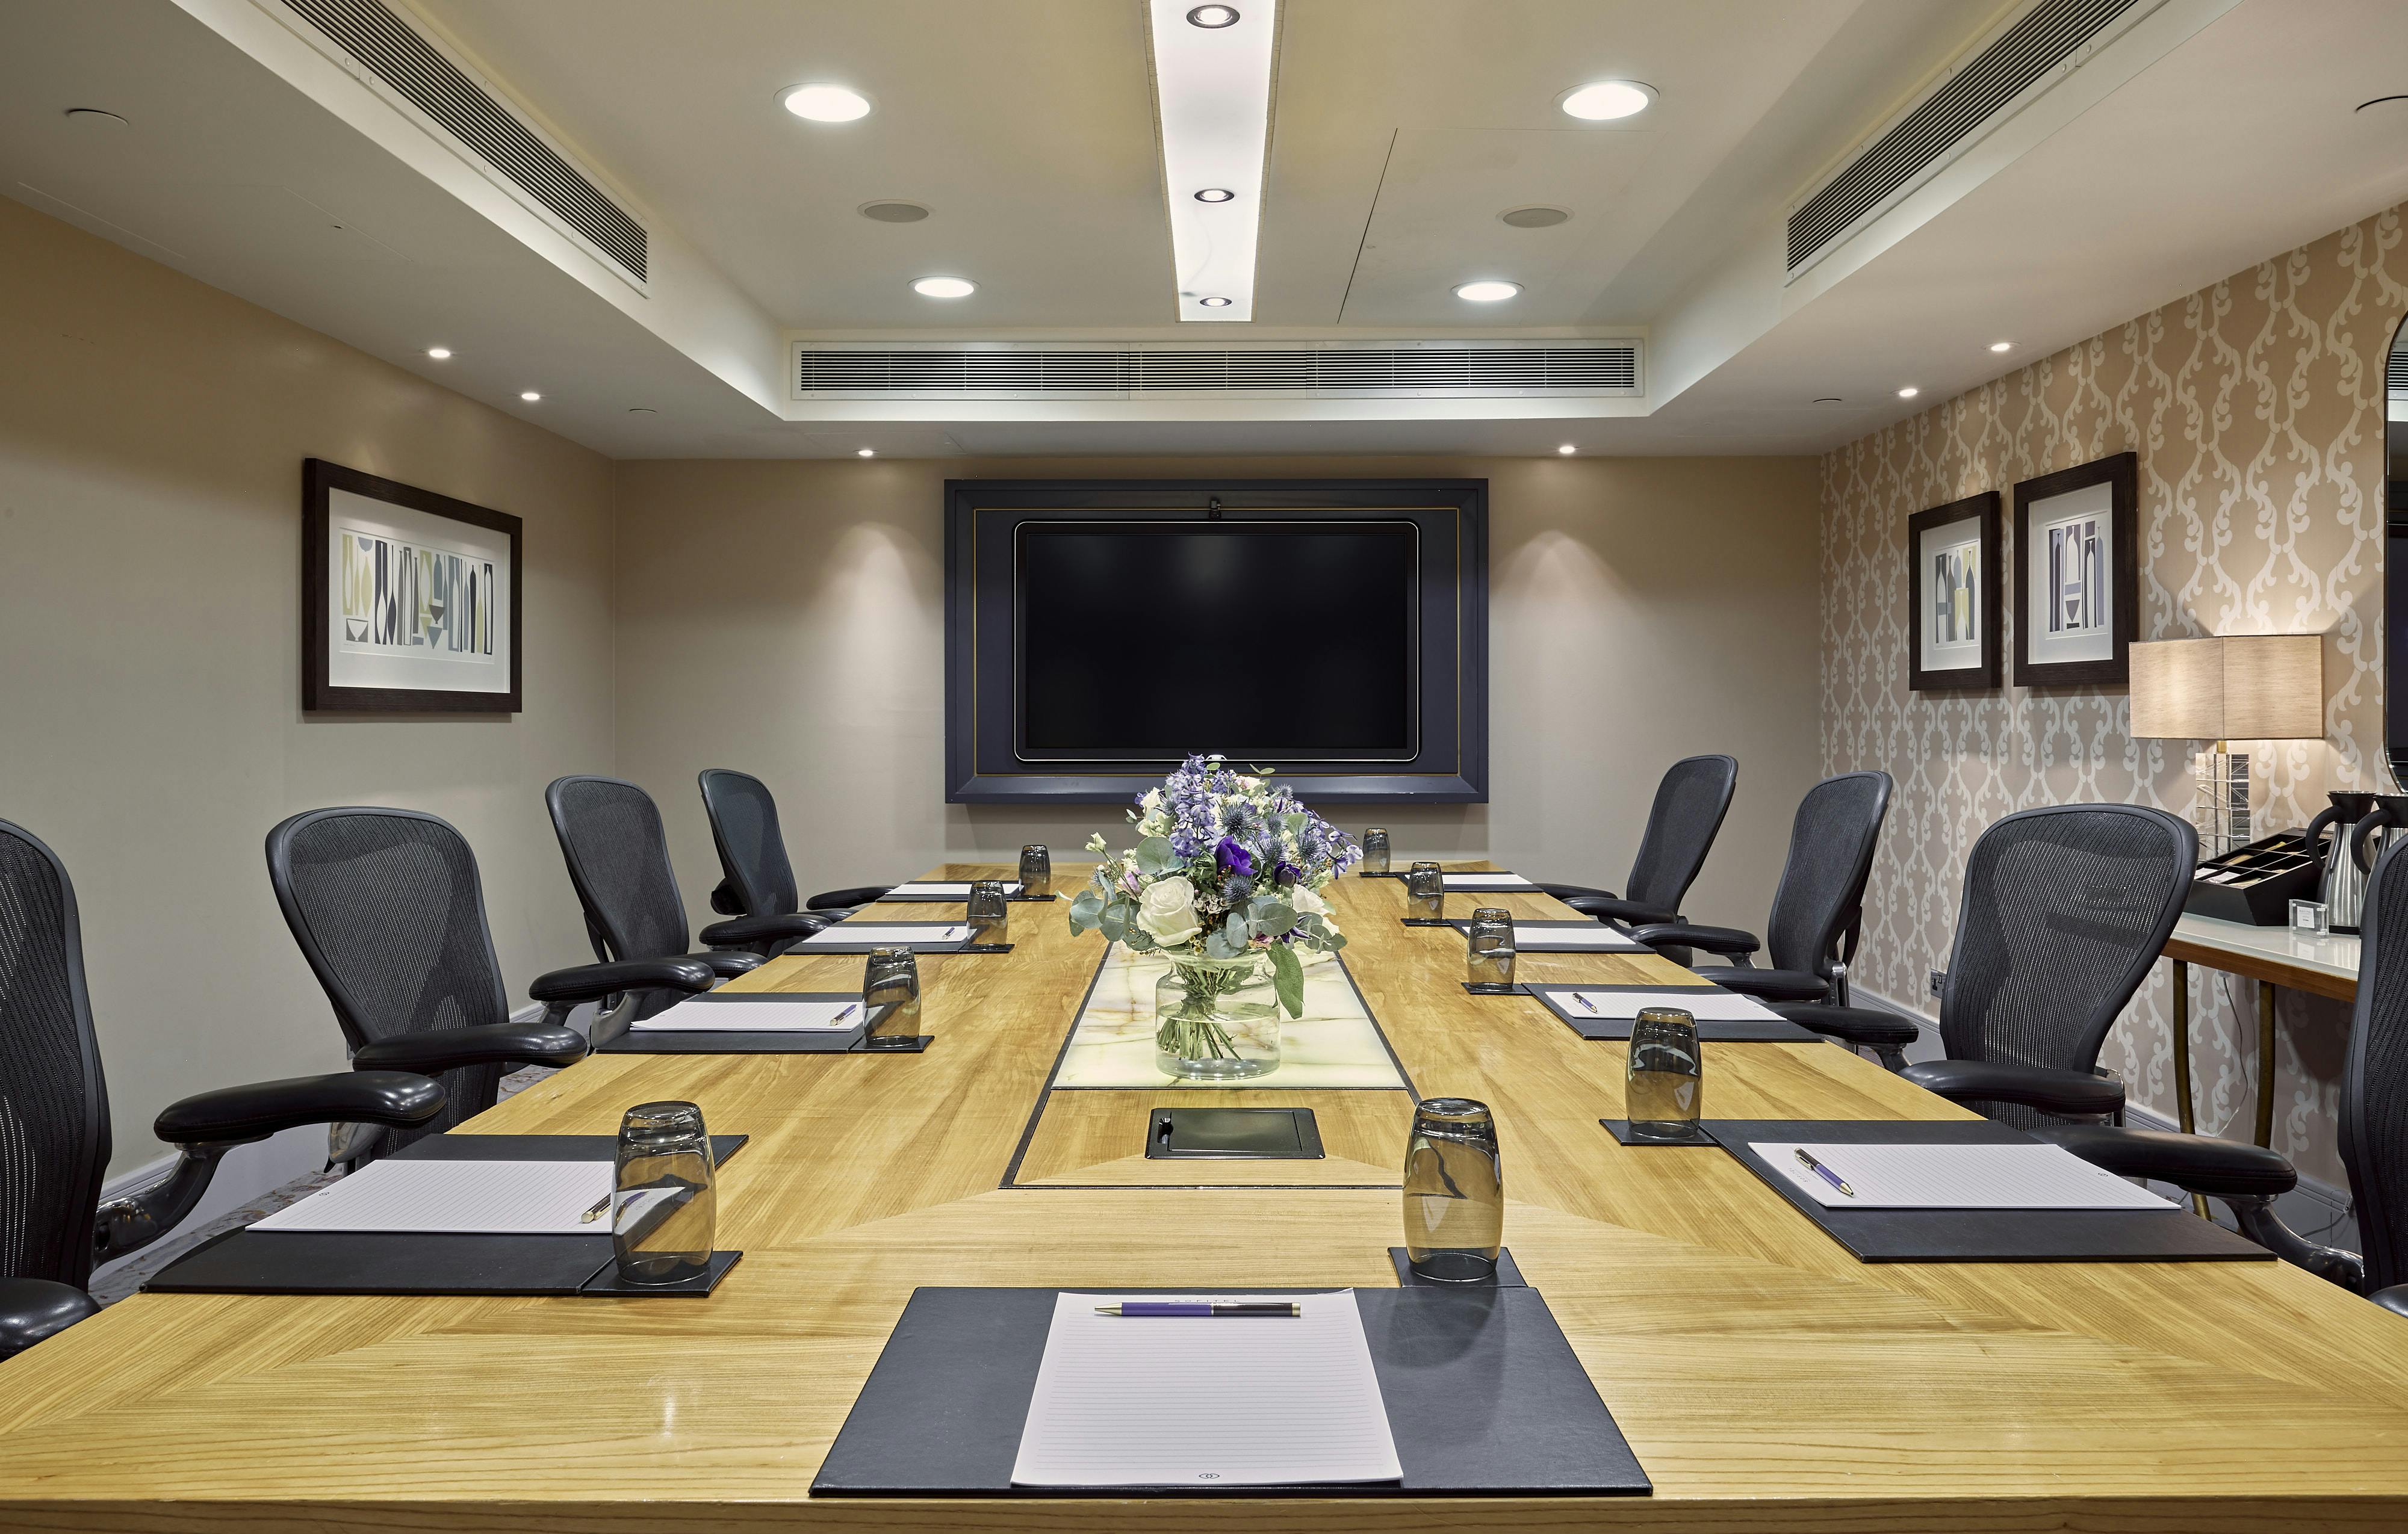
(1135, 875, 1202, 947)
(1288, 882, 1329, 917)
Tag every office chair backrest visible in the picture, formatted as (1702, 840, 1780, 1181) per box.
(2345, 837, 2408, 1293)
(698, 769, 799, 918)
(1761, 771, 1893, 979)
(1937, 805, 2194, 1093)
(266, 807, 510, 1145)
(0, 822, 112, 1290)
(1624, 754, 1739, 915)
(545, 776, 690, 966)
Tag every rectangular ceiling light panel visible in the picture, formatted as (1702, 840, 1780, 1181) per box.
(1147, 0, 1277, 322)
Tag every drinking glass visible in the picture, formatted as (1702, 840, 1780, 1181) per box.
(966, 879, 1010, 942)
(1627, 1007, 1705, 1143)
(1407, 861, 1445, 921)
(1018, 844, 1052, 898)
(1362, 828, 1391, 875)
(1402, 1097, 1503, 1281)
(862, 947, 922, 1048)
(613, 1100, 715, 1285)
(1466, 907, 1516, 991)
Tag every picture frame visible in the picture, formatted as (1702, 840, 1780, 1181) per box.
(1907, 490, 1999, 691)
(302, 458, 523, 713)
(2012, 450, 2136, 687)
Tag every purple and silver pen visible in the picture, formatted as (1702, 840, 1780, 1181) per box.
(1093, 1302, 1301, 1317)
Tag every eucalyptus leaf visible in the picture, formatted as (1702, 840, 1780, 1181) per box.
(1268, 941, 1305, 1018)
(1098, 904, 1129, 942)
(1249, 899, 1297, 938)
(1067, 889, 1105, 929)
(1134, 836, 1179, 876)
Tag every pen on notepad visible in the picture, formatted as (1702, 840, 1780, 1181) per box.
(1794, 1149, 1854, 1197)
(1093, 1302, 1302, 1318)
(577, 1194, 611, 1223)
(830, 1002, 858, 1024)
(1571, 992, 1598, 1014)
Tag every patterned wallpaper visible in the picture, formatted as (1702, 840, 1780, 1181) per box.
(1821, 203, 2407, 1186)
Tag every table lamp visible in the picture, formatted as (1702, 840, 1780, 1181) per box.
(2129, 635, 2323, 856)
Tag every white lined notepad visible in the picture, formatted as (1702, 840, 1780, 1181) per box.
(1752, 1142, 2174, 1211)
(1559, 988, 1782, 1022)
(886, 882, 1022, 897)
(1010, 1290, 1402, 1488)
(253, 1159, 613, 1234)
(1512, 924, 1645, 950)
(632, 997, 861, 1032)
(1443, 873, 1533, 888)
(799, 924, 967, 947)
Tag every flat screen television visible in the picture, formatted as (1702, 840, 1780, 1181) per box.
(1014, 523, 1418, 760)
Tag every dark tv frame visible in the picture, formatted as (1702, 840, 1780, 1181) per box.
(945, 479, 1487, 803)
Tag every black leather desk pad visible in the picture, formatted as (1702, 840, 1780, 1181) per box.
(811, 1285, 1648, 1497)
(146, 1133, 752, 1297)
(1445, 919, 1648, 953)
(1387, 1246, 1526, 1287)
(1704, 1119, 2273, 1264)
(593, 992, 901, 1054)
(1525, 984, 1816, 1042)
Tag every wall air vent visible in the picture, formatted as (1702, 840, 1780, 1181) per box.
(1786, 0, 2154, 280)
(792, 342, 1642, 400)
(274, 0, 648, 286)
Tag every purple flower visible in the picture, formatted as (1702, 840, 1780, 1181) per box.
(1214, 837, 1255, 878)
(1274, 861, 1302, 887)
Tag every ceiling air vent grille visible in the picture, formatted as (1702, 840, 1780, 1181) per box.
(794, 344, 1641, 400)
(276, 0, 648, 285)
(1786, 0, 2146, 279)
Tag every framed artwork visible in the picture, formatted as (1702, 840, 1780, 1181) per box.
(1907, 490, 1999, 690)
(302, 458, 522, 713)
(2013, 450, 2136, 687)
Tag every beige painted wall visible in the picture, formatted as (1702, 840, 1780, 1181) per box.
(0, 196, 618, 1178)
(613, 454, 1826, 941)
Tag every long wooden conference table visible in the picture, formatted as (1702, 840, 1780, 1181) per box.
(0, 867, 2402, 1530)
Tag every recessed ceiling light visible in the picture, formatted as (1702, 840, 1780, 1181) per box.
(1814, 396, 1843, 404)
(1150, 0, 1272, 321)
(627, 406, 656, 414)
(1197, 295, 1233, 308)
(860, 200, 929, 223)
(911, 276, 976, 298)
(1194, 187, 1235, 203)
(426, 347, 452, 360)
(781, 84, 870, 123)
(61, 107, 126, 128)
(1454, 280, 1520, 303)
(520, 391, 542, 402)
(1558, 80, 1655, 122)
(2356, 94, 2408, 113)
(1557, 444, 1576, 455)
(1989, 341, 2012, 353)
(1500, 206, 1570, 228)
(1187, 4, 1240, 25)
(857, 448, 875, 457)
(1896, 386, 1919, 398)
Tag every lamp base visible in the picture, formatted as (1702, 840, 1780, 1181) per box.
(2193, 746, 2250, 858)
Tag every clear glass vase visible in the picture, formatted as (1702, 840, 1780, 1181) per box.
(1154, 951, 1283, 1080)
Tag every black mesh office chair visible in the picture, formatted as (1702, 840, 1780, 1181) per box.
(2043, 835, 2408, 1316)
(1632, 770, 1892, 1006)
(270, 807, 701, 1156)
(697, 769, 887, 953)
(1538, 754, 1737, 926)
(546, 776, 798, 1017)
(0, 818, 446, 1359)
(1786, 804, 2193, 1089)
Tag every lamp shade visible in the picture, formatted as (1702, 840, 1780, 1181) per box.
(2128, 634, 2322, 741)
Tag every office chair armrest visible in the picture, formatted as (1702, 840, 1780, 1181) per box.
(810, 885, 893, 911)
(1560, 894, 1681, 926)
(352, 1021, 589, 1075)
(1534, 882, 1619, 903)
(2373, 1285, 2408, 1319)
(1901, 1060, 2123, 1118)
(1771, 1003, 1920, 1051)
(2032, 1125, 2295, 1198)
(154, 1071, 444, 1147)
(0, 1279, 99, 1362)
(530, 956, 716, 1005)
(698, 914, 831, 948)
(1630, 922, 1759, 958)
(694, 950, 764, 977)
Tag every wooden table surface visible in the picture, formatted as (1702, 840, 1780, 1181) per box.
(0, 865, 2402, 1532)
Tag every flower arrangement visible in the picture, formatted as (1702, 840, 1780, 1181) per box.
(1069, 755, 1359, 1022)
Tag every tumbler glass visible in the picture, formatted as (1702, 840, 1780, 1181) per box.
(613, 1100, 715, 1285)
(1402, 1097, 1503, 1281)
(1466, 907, 1516, 991)
(1362, 828, 1392, 876)
(1018, 844, 1052, 899)
(1627, 1007, 1705, 1143)
(1407, 861, 1445, 921)
(862, 947, 922, 1048)
(966, 879, 1010, 942)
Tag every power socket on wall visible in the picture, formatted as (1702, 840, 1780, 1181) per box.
(1928, 966, 1946, 999)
